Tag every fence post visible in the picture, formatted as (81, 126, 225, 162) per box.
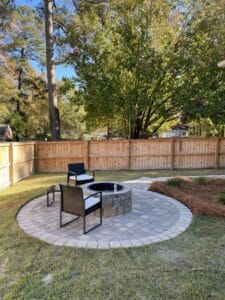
(128, 140, 132, 169)
(9, 143, 14, 186)
(170, 138, 175, 170)
(34, 142, 38, 173)
(215, 137, 220, 169)
(87, 140, 90, 170)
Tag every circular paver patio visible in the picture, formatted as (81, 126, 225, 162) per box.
(17, 177, 192, 249)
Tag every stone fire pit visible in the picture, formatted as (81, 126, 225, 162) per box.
(85, 182, 132, 217)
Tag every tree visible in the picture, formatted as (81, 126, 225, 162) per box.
(0, 5, 46, 139)
(0, 0, 15, 28)
(22, 74, 50, 139)
(44, 0, 61, 140)
(7, 6, 45, 110)
(66, 0, 180, 138)
(0, 0, 17, 124)
(58, 79, 86, 139)
(0, 53, 17, 124)
(172, 0, 225, 129)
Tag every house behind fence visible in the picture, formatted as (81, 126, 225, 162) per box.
(161, 125, 188, 138)
(0, 125, 13, 141)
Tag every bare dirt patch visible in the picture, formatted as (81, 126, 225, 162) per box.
(41, 273, 53, 284)
(150, 177, 225, 217)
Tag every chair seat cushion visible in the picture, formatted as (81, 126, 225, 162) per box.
(85, 197, 100, 209)
(70, 174, 94, 181)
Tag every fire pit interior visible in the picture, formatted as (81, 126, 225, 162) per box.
(85, 182, 132, 217)
(88, 182, 123, 193)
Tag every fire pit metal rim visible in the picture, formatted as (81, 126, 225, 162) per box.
(86, 181, 130, 194)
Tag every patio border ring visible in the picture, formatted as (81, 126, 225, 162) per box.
(17, 177, 192, 249)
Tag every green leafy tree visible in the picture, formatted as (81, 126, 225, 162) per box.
(0, 0, 15, 29)
(4, 71, 50, 140)
(1, 5, 46, 139)
(173, 0, 225, 129)
(0, 53, 18, 123)
(58, 79, 85, 139)
(0, 0, 17, 124)
(66, 0, 181, 138)
(22, 74, 50, 139)
(5, 6, 45, 111)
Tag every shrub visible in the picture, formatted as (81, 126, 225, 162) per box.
(193, 177, 208, 184)
(219, 189, 225, 204)
(166, 178, 183, 187)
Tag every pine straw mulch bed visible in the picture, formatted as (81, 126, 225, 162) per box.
(149, 177, 225, 217)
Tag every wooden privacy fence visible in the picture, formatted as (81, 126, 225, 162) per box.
(1, 138, 225, 188)
(36, 137, 225, 172)
(0, 142, 35, 189)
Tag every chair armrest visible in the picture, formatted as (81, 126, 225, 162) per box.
(84, 191, 102, 201)
(86, 170, 95, 178)
(67, 171, 77, 177)
(67, 171, 77, 186)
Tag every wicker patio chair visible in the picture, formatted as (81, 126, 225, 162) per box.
(59, 184, 102, 234)
(46, 184, 60, 207)
(67, 162, 95, 186)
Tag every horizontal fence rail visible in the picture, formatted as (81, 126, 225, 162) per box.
(0, 138, 224, 188)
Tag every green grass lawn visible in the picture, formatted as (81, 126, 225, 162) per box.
(0, 169, 225, 299)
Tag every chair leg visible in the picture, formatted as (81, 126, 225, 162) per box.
(83, 210, 102, 234)
(47, 191, 54, 207)
(83, 215, 86, 234)
(47, 191, 49, 207)
(60, 209, 62, 227)
(84, 222, 102, 234)
(100, 206, 102, 225)
(60, 211, 79, 227)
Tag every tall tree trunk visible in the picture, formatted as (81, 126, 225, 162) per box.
(16, 48, 24, 113)
(107, 124, 112, 140)
(44, 0, 60, 140)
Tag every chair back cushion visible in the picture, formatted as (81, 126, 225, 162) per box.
(68, 163, 85, 175)
(60, 184, 84, 216)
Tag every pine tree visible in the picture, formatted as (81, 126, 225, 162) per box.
(44, 0, 61, 140)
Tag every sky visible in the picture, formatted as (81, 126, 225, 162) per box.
(15, 0, 75, 80)
(30, 61, 75, 81)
